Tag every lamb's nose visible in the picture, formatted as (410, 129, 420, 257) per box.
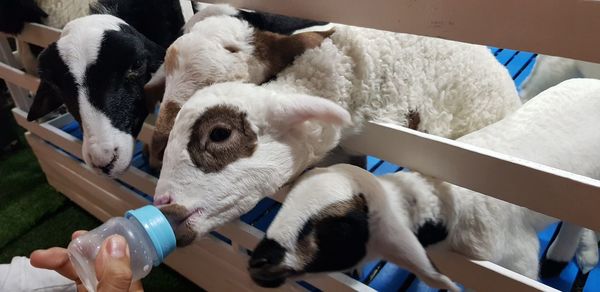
(89, 146, 119, 174)
(249, 257, 269, 269)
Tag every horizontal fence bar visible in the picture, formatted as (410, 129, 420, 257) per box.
(0, 61, 39, 92)
(0, 23, 60, 48)
(13, 108, 158, 196)
(343, 122, 600, 231)
(202, 0, 600, 63)
(428, 248, 558, 292)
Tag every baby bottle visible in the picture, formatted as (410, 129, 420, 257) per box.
(67, 205, 176, 292)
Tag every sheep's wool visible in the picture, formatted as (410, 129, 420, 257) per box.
(36, 0, 98, 28)
(267, 25, 521, 139)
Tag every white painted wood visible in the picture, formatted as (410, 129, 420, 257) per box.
(13, 108, 158, 196)
(0, 23, 60, 47)
(0, 61, 40, 92)
(0, 36, 32, 110)
(343, 122, 600, 231)
(180, 0, 195, 21)
(199, 0, 600, 62)
(138, 120, 155, 145)
(427, 248, 558, 292)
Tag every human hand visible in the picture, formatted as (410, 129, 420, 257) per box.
(30, 230, 144, 292)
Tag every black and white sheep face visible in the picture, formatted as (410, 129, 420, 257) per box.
(248, 168, 370, 288)
(155, 82, 351, 246)
(27, 15, 164, 176)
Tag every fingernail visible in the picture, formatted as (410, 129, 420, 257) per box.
(108, 236, 126, 258)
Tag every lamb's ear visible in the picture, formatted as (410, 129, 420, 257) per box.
(377, 221, 460, 292)
(237, 10, 328, 35)
(27, 80, 63, 121)
(254, 29, 334, 77)
(0, 0, 47, 34)
(267, 93, 352, 130)
(185, 4, 237, 33)
(143, 64, 166, 112)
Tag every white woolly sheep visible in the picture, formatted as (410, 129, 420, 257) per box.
(520, 55, 600, 101)
(248, 78, 600, 290)
(155, 19, 521, 246)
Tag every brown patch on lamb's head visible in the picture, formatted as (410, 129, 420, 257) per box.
(164, 46, 180, 74)
(253, 29, 334, 80)
(407, 110, 421, 130)
(187, 105, 258, 173)
(149, 101, 181, 170)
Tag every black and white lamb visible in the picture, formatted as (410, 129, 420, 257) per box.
(248, 78, 600, 290)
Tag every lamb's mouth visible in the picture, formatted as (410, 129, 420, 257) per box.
(159, 204, 204, 246)
(100, 153, 118, 175)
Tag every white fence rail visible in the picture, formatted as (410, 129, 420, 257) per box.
(201, 0, 600, 63)
(1, 1, 598, 291)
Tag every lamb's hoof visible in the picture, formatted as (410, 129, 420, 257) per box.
(540, 258, 568, 278)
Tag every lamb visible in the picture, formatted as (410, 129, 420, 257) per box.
(147, 15, 518, 169)
(25, 14, 167, 176)
(145, 12, 332, 169)
(0, 0, 185, 74)
(520, 55, 600, 101)
(518, 54, 600, 276)
(23, 4, 325, 176)
(155, 19, 521, 246)
(248, 78, 600, 290)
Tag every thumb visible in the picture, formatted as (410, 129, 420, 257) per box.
(97, 235, 134, 292)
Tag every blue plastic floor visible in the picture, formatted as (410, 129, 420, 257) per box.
(55, 50, 600, 291)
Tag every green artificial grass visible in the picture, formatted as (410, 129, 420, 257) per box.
(0, 205, 99, 262)
(0, 142, 201, 291)
(0, 148, 66, 249)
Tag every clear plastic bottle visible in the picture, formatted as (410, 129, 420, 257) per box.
(67, 205, 176, 292)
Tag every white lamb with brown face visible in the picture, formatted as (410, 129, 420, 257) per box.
(155, 18, 522, 246)
(157, 83, 351, 245)
(249, 79, 600, 290)
(146, 10, 332, 169)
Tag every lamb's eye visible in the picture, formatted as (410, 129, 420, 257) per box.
(209, 127, 232, 142)
(126, 69, 139, 79)
(131, 60, 145, 71)
(224, 45, 240, 53)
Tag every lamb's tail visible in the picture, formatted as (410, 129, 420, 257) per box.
(576, 229, 599, 274)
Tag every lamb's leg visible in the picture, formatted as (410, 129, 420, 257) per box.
(540, 222, 583, 278)
(519, 55, 580, 102)
(499, 231, 540, 280)
(575, 229, 599, 274)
